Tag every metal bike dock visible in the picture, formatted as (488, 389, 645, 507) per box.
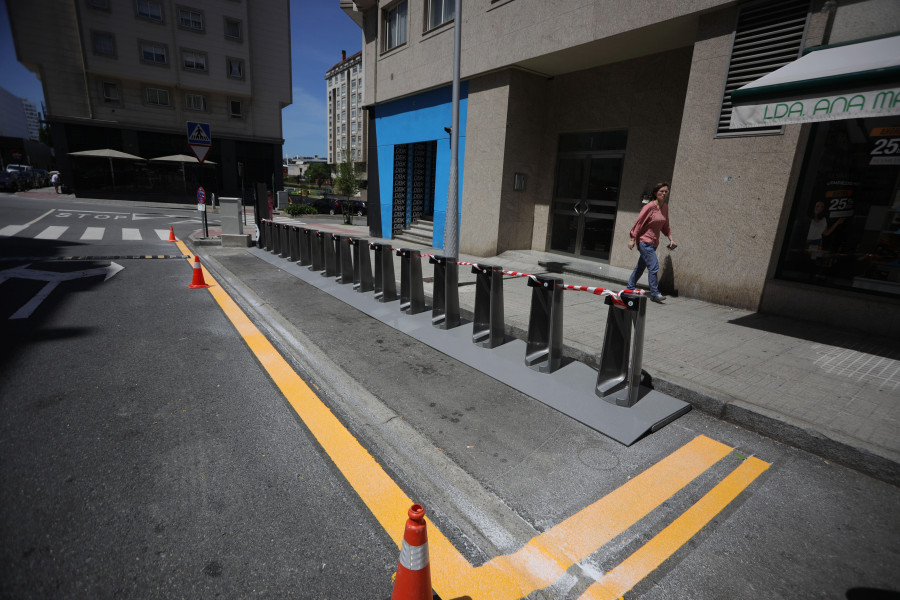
(279, 224, 290, 258)
(596, 293, 647, 407)
(472, 264, 505, 348)
(288, 226, 300, 262)
(350, 238, 374, 293)
(398, 249, 426, 315)
(247, 247, 689, 446)
(271, 223, 282, 256)
(298, 228, 313, 266)
(311, 230, 325, 272)
(322, 232, 338, 277)
(335, 235, 354, 284)
(371, 243, 397, 302)
(429, 255, 460, 329)
(524, 274, 564, 374)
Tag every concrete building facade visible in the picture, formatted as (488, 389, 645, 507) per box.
(7, 0, 292, 201)
(343, 0, 900, 336)
(325, 50, 368, 199)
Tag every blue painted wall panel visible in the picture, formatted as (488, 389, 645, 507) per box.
(374, 84, 467, 247)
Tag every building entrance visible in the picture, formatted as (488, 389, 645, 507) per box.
(391, 141, 437, 235)
(549, 147, 624, 262)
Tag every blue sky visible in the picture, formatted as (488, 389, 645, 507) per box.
(0, 0, 362, 158)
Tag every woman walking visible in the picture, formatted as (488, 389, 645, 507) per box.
(627, 182, 677, 303)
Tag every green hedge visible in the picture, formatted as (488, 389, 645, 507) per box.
(283, 203, 317, 216)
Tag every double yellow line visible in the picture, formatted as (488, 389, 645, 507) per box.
(178, 243, 769, 599)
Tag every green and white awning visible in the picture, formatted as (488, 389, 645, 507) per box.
(730, 34, 900, 129)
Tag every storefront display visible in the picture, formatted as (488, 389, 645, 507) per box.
(779, 116, 900, 296)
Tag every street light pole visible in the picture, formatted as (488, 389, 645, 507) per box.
(445, 0, 461, 259)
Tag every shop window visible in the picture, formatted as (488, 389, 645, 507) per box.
(716, 0, 811, 137)
(383, 1, 407, 51)
(778, 116, 900, 297)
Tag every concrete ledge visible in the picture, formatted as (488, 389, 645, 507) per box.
(222, 233, 252, 247)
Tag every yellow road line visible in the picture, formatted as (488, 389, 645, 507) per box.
(578, 456, 770, 600)
(176, 243, 763, 599)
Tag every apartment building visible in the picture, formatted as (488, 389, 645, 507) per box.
(343, 0, 900, 336)
(6, 0, 291, 200)
(325, 49, 368, 194)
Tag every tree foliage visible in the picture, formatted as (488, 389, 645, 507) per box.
(304, 162, 330, 185)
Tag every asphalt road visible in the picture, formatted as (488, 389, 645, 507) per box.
(0, 194, 397, 598)
(2, 193, 899, 599)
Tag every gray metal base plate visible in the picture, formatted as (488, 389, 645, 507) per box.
(250, 248, 690, 446)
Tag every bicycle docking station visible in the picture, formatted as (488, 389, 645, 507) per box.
(252, 222, 690, 445)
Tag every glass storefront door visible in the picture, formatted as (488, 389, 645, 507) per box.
(778, 116, 900, 298)
(549, 154, 624, 261)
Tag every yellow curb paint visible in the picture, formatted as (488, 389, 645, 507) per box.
(178, 244, 762, 600)
(577, 456, 770, 600)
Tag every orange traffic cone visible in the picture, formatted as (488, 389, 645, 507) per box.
(168, 226, 176, 242)
(188, 256, 210, 289)
(391, 504, 432, 600)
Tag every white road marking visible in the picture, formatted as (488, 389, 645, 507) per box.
(35, 226, 68, 240)
(81, 227, 104, 240)
(155, 229, 170, 240)
(122, 228, 142, 240)
(0, 225, 28, 237)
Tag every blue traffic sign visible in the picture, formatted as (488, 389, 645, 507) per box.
(187, 122, 211, 146)
(197, 186, 206, 204)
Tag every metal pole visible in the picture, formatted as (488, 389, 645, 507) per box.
(445, 0, 461, 259)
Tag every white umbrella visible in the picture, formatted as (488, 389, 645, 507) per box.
(150, 154, 216, 165)
(69, 148, 144, 190)
(150, 155, 217, 192)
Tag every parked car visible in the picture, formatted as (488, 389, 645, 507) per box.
(326, 196, 367, 217)
(34, 169, 50, 187)
(301, 195, 339, 214)
(5, 164, 35, 189)
(0, 171, 21, 192)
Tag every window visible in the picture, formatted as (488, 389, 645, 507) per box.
(716, 0, 811, 136)
(182, 50, 207, 71)
(778, 115, 900, 298)
(224, 18, 242, 40)
(341, 83, 346, 95)
(178, 8, 203, 30)
(227, 58, 244, 79)
(383, 1, 407, 51)
(140, 42, 167, 64)
(230, 99, 242, 117)
(92, 32, 115, 56)
(146, 88, 170, 106)
(89, 0, 110, 10)
(185, 93, 206, 111)
(426, 0, 454, 30)
(103, 82, 119, 103)
(136, 0, 163, 21)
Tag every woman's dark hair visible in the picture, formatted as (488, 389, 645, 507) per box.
(651, 182, 670, 198)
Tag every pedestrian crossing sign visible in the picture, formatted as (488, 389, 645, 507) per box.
(187, 122, 211, 146)
(187, 121, 212, 164)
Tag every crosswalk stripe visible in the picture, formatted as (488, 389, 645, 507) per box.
(122, 228, 142, 240)
(155, 229, 170, 240)
(0, 225, 28, 237)
(81, 227, 104, 241)
(35, 226, 68, 240)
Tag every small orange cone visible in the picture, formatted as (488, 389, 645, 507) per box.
(188, 256, 210, 289)
(168, 226, 176, 242)
(391, 504, 433, 600)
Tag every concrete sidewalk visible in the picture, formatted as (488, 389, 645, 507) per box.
(197, 211, 900, 486)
